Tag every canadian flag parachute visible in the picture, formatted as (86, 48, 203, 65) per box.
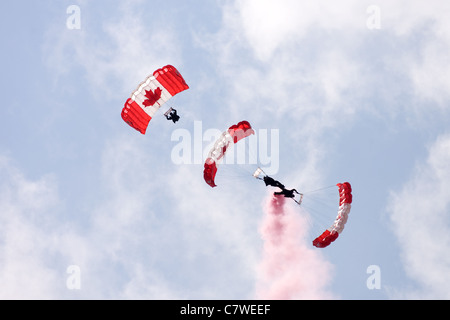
(121, 65, 189, 134)
(203, 121, 255, 188)
(312, 182, 352, 248)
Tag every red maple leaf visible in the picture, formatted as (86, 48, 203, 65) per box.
(143, 87, 162, 106)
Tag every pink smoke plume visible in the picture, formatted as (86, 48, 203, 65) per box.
(254, 194, 335, 299)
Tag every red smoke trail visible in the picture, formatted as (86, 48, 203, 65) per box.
(254, 194, 335, 299)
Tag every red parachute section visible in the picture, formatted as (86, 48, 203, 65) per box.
(122, 65, 189, 134)
(312, 182, 352, 248)
(203, 121, 255, 188)
(203, 160, 218, 188)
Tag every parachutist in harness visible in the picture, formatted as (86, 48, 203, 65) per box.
(262, 176, 285, 189)
(253, 168, 303, 205)
(274, 188, 303, 205)
(165, 108, 180, 123)
(274, 188, 299, 198)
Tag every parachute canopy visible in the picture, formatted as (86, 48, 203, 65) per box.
(312, 182, 352, 248)
(121, 65, 189, 134)
(203, 121, 255, 188)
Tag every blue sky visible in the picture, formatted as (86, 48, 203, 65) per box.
(1, 0, 449, 299)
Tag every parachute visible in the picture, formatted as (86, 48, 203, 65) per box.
(253, 167, 352, 248)
(312, 182, 352, 248)
(121, 65, 189, 134)
(203, 121, 255, 187)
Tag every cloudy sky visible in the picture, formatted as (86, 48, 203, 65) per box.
(1, 0, 449, 300)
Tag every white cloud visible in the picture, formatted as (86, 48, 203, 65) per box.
(199, 1, 371, 132)
(164, 164, 263, 298)
(387, 134, 450, 299)
(0, 140, 195, 299)
(229, 0, 366, 62)
(375, 1, 450, 111)
(0, 156, 82, 299)
(83, 136, 261, 299)
(0, 138, 222, 298)
(409, 32, 450, 108)
(43, 1, 183, 101)
(203, 0, 450, 128)
(379, 1, 450, 36)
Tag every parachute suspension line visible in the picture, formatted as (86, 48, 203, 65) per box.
(302, 188, 338, 213)
(227, 137, 259, 178)
(245, 136, 259, 170)
(163, 100, 179, 119)
(302, 185, 336, 194)
(299, 184, 340, 228)
(217, 137, 261, 181)
(163, 101, 173, 117)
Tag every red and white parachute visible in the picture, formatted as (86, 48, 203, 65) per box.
(121, 65, 189, 134)
(312, 182, 352, 248)
(203, 121, 255, 188)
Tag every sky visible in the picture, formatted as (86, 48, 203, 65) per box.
(1, 0, 449, 300)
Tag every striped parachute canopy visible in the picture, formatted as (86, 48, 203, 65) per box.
(203, 121, 255, 188)
(312, 182, 352, 248)
(121, 65, 189, 134)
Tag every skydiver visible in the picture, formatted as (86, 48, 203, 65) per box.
(165, 108, 180, 123)
(257, 173, 301, 202)
(274, 188, 300, 199)
(262, 176, 285, 190)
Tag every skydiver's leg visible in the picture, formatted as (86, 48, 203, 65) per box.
(281, 190, 294, 198)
